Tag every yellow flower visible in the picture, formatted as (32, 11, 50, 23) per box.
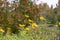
(25, 15, 29, 18)
(25, 28, 30, 31)
(0, 29, 4, 32)
(55, 25, 58, 27)
(28, 19, 33, 23)
(19, 24, 25, 27)
(32, 23, 38, 28)
(59, 22, 60, 25)
(40, 16, 46, 21)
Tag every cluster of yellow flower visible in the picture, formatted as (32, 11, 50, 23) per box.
(18, 14, 39, 31)
(19, 16, 38, 31)
(19, 24, 30, 31)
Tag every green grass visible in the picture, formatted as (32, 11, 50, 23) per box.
(0, 25, 60, 40)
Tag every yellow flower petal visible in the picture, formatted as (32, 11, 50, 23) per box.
(25, 15, 29, 18)
(32, 23, 38, 28)
(28, 19, 33, 22)
(0, 29, 4, 32)
(59, 22, 60, 25)
(25, 28, 30, 31)
(40, 16, 46, 21)
(19, 24, 25, 27)
(55, 25, 58, 27)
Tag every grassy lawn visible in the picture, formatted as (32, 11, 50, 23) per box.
(0, 24, 60, 40)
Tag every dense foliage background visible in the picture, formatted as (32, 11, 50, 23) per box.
(0, 0, 60, 40)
